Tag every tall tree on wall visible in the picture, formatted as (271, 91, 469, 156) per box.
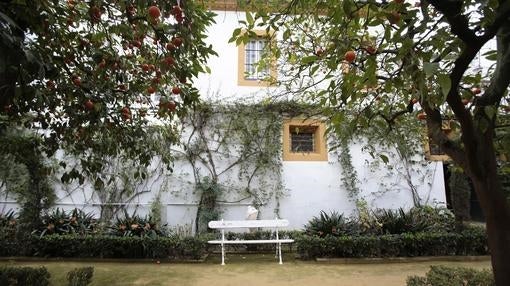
(0, 0, 216, 180)
(232, 0, 510, 284)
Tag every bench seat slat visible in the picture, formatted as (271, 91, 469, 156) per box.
(208, 239, 294, 244)
(208, 219, 289, 229)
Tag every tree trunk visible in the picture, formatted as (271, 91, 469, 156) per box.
(465, 133, 510, 285)
(471, 174, 510, 285)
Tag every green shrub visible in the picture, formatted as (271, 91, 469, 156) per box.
(0, 210, 18, 256)
(373, 208, 427, 234)
(409, 206, 455, 232)
(107, 212, 166, 238)
(296, 229, 488, 259)
(67, 267, 94, 286)
(0, 210, 17, 229)
(406, 265, 494, 286)
(0, 266, 50, 286)
(34, 208, 99, 237)
(304, 211, 358, 237)
(305, 207, 455, 238)
(31, 234, 206, 259)
(371, 207, 454, 235)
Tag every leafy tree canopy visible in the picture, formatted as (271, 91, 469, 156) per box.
(0, 0, 217, 179)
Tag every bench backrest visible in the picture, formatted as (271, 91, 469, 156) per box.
(208, 219, 289, 229)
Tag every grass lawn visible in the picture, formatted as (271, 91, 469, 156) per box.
(0, 254, 491, 286)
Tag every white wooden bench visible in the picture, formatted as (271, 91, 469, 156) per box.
(208, 219, 294, 265)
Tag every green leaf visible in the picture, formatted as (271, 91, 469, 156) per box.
(229, 28, 242, 43)
(310, 65, 319, 76)
(482, 50, 497, 61)
(283, 29, 291, 41)
(301, 55, 318, 64)
(246, 12, 254, 26)
(423, 62, 439, 78)
(379, 154, 389, 164)
(437, 74, 451, 99)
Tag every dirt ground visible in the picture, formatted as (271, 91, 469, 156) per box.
(1, 254, 491, 286)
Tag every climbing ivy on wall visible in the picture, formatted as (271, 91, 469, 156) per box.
(52, 125, 177, 222)
(330, 112, 432, 209)
(337, 137, 361, 200)
(177, 101, 286, 233)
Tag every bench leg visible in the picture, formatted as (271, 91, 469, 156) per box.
(221, 228, 225, 266)
(278, 242, 282, 264)
(221, 243, 225, 266)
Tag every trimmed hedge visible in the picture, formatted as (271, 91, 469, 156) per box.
(407, 265, 494, 286)
(0, 227, 487, 260)
(0, 266, 50, 286)
(31, 235, 207, 259)
(296, 228, 488, 259)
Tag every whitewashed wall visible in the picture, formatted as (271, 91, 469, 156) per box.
(0, 140, 446, 231)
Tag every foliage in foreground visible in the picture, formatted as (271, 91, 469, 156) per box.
(0, 265, 94, 286)
(67, 267, 94, 286)
(407, 265, 494, 286)
(0, 266, 50, 286)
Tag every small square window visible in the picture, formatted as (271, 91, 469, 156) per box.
(283, 119, 328, 161)
(290, 125, 317, 152)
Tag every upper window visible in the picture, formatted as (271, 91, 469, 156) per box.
(237, 30, 276, 86)
(244, 38, 269, 80)
(283, 119, 328, 161)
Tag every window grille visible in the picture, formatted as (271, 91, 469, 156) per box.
(290, 126, 316, 152)
(244, 38, 269, 80)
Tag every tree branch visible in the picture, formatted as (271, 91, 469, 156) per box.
(477, 20, 510, 106)
(426, 0, 478, 44)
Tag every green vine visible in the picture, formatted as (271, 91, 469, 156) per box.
(178, 101, 287, 233)
(57, 126, 176, 222)
(337, 137, 361, 200)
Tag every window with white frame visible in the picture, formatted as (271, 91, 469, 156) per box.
(237, 30, 276, 86)
(244, 38, 269, 80)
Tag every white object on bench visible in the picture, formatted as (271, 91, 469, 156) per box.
(208, 219, 294, 265)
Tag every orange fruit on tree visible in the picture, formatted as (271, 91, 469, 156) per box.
(344, 50, 356, 63)
(172, 86, 181, 94)
(148, 6, 161, 18)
